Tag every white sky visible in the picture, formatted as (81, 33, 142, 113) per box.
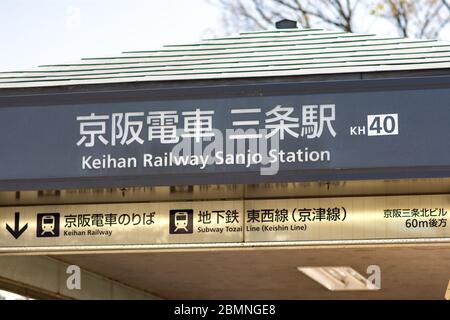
(0, 289, 28, 300)
(0, 0, 221, 71)
(0, 1, 450, 71)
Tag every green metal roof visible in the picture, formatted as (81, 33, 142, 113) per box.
(2, 28, 450, 88)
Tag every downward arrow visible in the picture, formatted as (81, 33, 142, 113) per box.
(6, 212, 28, 239)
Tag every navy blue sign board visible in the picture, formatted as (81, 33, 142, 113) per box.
(0, 76, 450, 190)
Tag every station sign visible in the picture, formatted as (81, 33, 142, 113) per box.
(0, 201, 243, 247)
(0, 195, 449, 252)
(244, 194, 450, 242)
(1, 85, 450, 189)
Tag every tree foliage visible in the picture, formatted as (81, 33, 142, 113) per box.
(210, 0, 450, 39)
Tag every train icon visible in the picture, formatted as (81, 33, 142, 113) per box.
(41, 215, 56, 235)
(169, 209, 193, 234)
(36, 213, 60, 238)
(174, 212, 190, 232)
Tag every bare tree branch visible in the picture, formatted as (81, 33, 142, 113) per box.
(209, 0, 450, 39)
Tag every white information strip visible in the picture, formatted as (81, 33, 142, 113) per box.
(0, 195, 449, 250)
(0, 201, 243, 247)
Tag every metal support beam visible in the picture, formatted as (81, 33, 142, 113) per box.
(0, 255, 160, 300)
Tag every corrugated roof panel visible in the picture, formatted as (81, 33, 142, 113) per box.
(27, 41, 449, 70)
(96, 35, 391, 57)
(81, 38, 438, 60)
(139, 33, 375, 50)
(3, 56, 450, 84)
(3, 50, 450, 80)
(33, 38, 435, 70)
(3, 61, 450, 88)
(2, 46, 449, 77)
(1, 28, 450, 88)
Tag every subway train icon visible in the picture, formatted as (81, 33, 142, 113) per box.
(41, 215, 56, 235)
(169, 209, 193, 234)
(36, 213, 60, 238)
(174, 212, 189, 232)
